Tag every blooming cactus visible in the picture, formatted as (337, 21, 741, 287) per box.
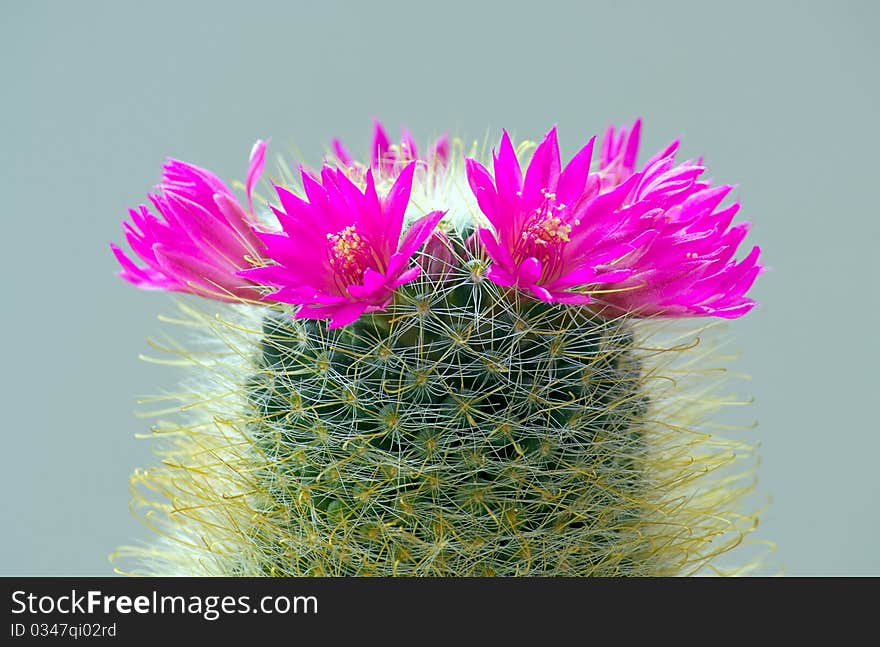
(112, 120, 767, 577)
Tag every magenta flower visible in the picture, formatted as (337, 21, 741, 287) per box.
(466, 128, 637, 305)
(239, 162, 445, 328)
(111, 140, 269, 302)
(332, 120, 449, 178)
(596, 136, 762, 319)
(466, 126, 761, 317)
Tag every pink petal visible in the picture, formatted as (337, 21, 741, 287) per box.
(256, 231, 321, 268)
(153, 244, 247, 301)
(528, 284, 555, 303)
(371, 120, 392, 172)
(160, 191, 243, 267)
(382, 162, 416, 245)
(264, 284, 321, 304)
(522, 127, 561, 213)
(466, 158, 499, 227)
(590, 268, 634, 283)
(347, 267, 391, 300)
(274, 185, 327, 237)
(431, 135, 450, 165)
(493, 130, 523, 207)
(237, 263, 297, 288)
(600, 124, 616, 168)
(300, 167, 331, 213)
(517, 256, 543, 286)
(391, 266, 421, 288)
(214, 193, 261, 252)
(702, 300, 757, 319)
(550, 290, 592, 305)
(478, 227, 517, 272)
(623, 118, 641, 173)
(485, 264, 517, 287)
(110, 243, 176, 290)
(332, 138, 354, 166)
(557, 136, 595, 207)
(246, 139, 268, 213)
(398, 210, 445, 259)
(296, 301, 369, 329)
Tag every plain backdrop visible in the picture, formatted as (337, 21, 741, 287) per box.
(2, 0, 877, 576)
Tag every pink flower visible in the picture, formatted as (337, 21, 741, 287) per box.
(597, 134, 762, 319)
(239, 162, 444, 329)
(331, 120, 449, 178)
(111, 140, 269, 302)
(467, 126, 762, 318)
(466, 128, 638, 305)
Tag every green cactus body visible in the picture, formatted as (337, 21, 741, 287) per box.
(115, 243, 758, 576)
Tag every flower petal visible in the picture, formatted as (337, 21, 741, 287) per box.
(493, 130, 523, 214)
(296, 301, 369, 329)
(246, 139, 267, 213)
(371, 120, 392, 172)
(466, 158, 500, 227)
(522, 127, 561, 213)
(557, 136, 595, 208)
(332, 138, 354, 166)
(431, 135, 450, 166)
(478, 227, 517, 273)
(517, 256, 543, 286)
(399, 210, 445, 259)
(381, 162, 416, 245)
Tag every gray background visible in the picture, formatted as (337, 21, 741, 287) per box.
(3, 0, 877, 575)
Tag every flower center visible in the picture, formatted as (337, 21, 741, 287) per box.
(522, 213, 571, 246)
(327, 225, 371, 285)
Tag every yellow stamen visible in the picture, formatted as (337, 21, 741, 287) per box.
(522, 214, 572, 246)
(327, 225, 368, 278)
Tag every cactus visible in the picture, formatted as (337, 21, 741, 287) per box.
(111, 121, 764, 576)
